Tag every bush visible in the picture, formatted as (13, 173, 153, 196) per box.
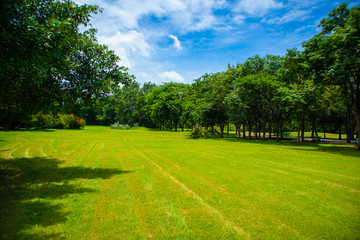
(190, 126, 212, 139)
(30, 113, 85, 129)
(203, 129, 211, 139)
(61, 114, 85, 129)
(190, 125, 202, 139)
(31, 113, 47, 129)
(111, 122, 130, 130)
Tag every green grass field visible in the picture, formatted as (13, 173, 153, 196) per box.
(0, 126, 359, 239)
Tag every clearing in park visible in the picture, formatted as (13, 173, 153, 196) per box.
(0, 126, 359, 239)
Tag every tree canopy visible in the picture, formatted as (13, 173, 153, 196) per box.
(0, 0, 132, 129)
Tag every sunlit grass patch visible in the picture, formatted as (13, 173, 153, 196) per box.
(0, 126, 359, 239)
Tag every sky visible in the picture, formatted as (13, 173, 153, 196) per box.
(74, 0, 360, 85)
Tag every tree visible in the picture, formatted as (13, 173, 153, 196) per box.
(279, 48, 315, 143)
(205, 72, 232, 137)
(303, 3, 360, 147)
(137, 82, 157, 127)
(114, 82, 141, 126)
(0, 0, 131, 129)
(145, 82, 187, 131)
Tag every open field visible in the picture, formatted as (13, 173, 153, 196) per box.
(0, 126, 359, 239)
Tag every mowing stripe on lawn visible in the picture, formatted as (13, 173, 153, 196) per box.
(124, 137, 250, 239)
(136, 145, 302, 237)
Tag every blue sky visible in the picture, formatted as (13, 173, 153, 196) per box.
(74, 0, 360, 85)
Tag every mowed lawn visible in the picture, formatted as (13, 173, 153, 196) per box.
(0, 126, 359, 239)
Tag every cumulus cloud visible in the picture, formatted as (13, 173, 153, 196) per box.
(75, 0, 227, 33)
(158, 71, 185, 83)
(97, 30, 151, 68)
(99, 30, 151, 57)
(168, 34, 182, 51)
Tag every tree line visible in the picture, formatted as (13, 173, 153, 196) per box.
(1, 1, 359, 145)
(78, 3, 359, 144)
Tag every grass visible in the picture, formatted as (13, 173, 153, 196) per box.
(0, 126, 359, 239)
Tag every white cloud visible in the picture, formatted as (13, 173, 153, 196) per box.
(75, 0, 227, 33)
(97, 30, 151, 68)
(233, 15, 246, 24)
(168, 34, 182, 51)
(234, 0, 283, 16)
(263, 9, 311, 24)
(99, 30, 151, 57)
(158, 71, 185, 83)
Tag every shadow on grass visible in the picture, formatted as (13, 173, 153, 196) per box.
(145, 128, 191, 133)
(193, 134, 360, 158)
(0, 157, 132, 240)
(4, 128, 55, 132)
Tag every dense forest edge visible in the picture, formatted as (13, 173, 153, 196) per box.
(1, 1, 359, 147)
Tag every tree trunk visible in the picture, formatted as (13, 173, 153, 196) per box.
(269, 123, 272, 139)
(227, 123, 230, 135)
(262, 121, 266, 140)
(351, 122, 355, 140)
(353, 105, 360, 149)
(275, 120, 279, 142)
(346, 106, 351, 143)
(254, 122, 258, 139)
(211, 125, 214, 134)
(174, 121, 178, 131)
(338, 121, 342, 140)
(243, 124, 246, 139)
(311, 119, 315, 138)
(297, 118, 301, 144)
(297, 104, 304, 144)
(301, 116, 305, 142)
(220, 122, 224, 138)
(248, 125, 252, 139)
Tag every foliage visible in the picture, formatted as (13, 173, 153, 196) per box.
(110, 122, 130, 130)
(190, 125, 202, 139)
(303, 3, 360, 146)
(190, 125, 211, 139)
(0, 0, 132, 129)
(31, 113, 85, 129)
(2, 2, 358, 145)
(145, 82, 188, 131)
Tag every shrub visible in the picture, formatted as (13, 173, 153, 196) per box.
(30, 113, 85, 129)
(203, 129, 211, 139)
(31, 113, 47, 129)
(190, 126, 212, 139)
(60, 114, 85, 129)
(190, 125, 202, 139)
(111, 122, 130, 130)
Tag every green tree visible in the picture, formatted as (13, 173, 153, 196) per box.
(303, 3, 360, 146)
(145, 82, 187, 131)
(279, 48, 315, 143)
(137, 82, 157, 127)
(0, 0, 130, 129)
(114, 82, 141, 126)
